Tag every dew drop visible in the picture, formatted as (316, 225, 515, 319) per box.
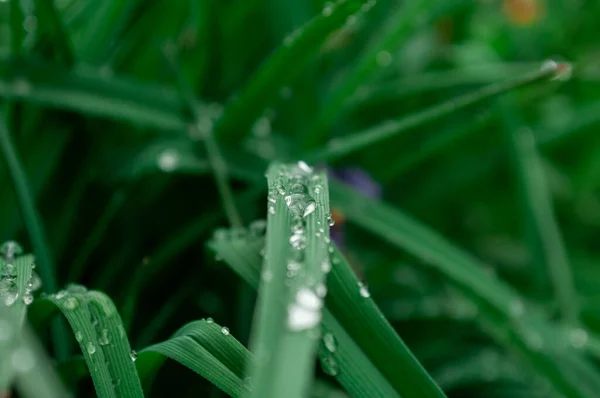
(55, 290, 68, 300)
(358, 282, 370, 298)
(320, 258, 332, 273)
(63, 297, 79, 310)
(98, 329, 110, 346)
(569, 328, 588, 349)
(221, 326, 230, 336)
(296, 288, 322, 310)
(323, 333, 337, 353)
(297, 161, 313, 174)
(0, 241, 23, 260)
(206, 317, 214, 324)
(261, 269, 273, 282)
(75, 331, 84, 342)
(86, 342, 96, 355)
(316, 283, 327, 298)
(376, 50, 393, 67)
(130, 350, 138, 362)
(320, 355, 339, 376)
(157, 149, 179, 172)
(23, 293, 33, 305)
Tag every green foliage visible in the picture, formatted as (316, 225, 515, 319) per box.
(1, 0, 600, 397)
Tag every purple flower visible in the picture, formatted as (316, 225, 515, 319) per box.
(327, 166, 382, 248)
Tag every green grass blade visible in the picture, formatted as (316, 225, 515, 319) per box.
(508, 124, 577, 323)
(215, 0, 376, 143)
(0, 116, 58, 295)
(329, 180, 600, 397)
(0, 114, 69, 361)
(246, 162, 331, 398)
(138, 319, 252, 397)
(33, 0, 75, 65)
(303, 0, 444, 146)
(0, 56, 187, 131)
(44, 286, 144, 398)
(208, 234, 400, 398)
(306, 61, 569, 162)
(0, 319, 69, 398)
(0, 251, 36, 391)
(326, 246, 446, 397)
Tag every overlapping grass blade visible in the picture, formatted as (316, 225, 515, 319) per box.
(0, 251, 36, 391)
(306, 62, 568, 162)
(137, 319, 252, 397)
(326, 245, 445, 397)
(0, 56, 186, 131)
(508, 123, 577, 323)
(0, 319, 69, 398)
(215, 0, 377, 143)
(44, 286, 143, 398)
(245, 162, 331, 398)
(329, 180, 600, 397)
(208, 235, 400, 398)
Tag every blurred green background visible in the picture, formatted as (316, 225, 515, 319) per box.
(2, 0, 600, 396)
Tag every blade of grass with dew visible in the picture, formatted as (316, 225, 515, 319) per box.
(33, 0, 75, 66)
(507, 119, 578, 324)
(136, 319, 253, 397)
(0, 56, 187, 131)
(208, 234, 400, 398)
(215, 0, 377, 143)
(243, 162, 331, 398)
(43, 286, 143, 398)
(306, 61, 570, 163)
(0, 113, 70, 361)
(329, 180, 600, 397)
(0, 250, 35, 392)
(303, 0, 465, 147)
(326, 245, 446, 397)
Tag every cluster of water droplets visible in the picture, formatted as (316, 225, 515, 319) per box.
(0, 241, 22, 306)
(320, 328, 339, 377)
(0, 241, 40, 307)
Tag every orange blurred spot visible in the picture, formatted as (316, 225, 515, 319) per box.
(504, 0, 543, 26)
(331, 208, 345, 225)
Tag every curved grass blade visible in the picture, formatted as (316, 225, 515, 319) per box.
(215, 0, 377, 143)
(137, 319, 252, 397)
(44, 286, 143, 398)
(306, 61, 570, 162)
(245, 162, 331, 398)
(508, 122, 577, 323)
(208, 234, 400, 398)
(327, 246, 445, 397)
(304, 0, 444, 146)
(0, 56, 187, 131)
(329, 180, 600, 398)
